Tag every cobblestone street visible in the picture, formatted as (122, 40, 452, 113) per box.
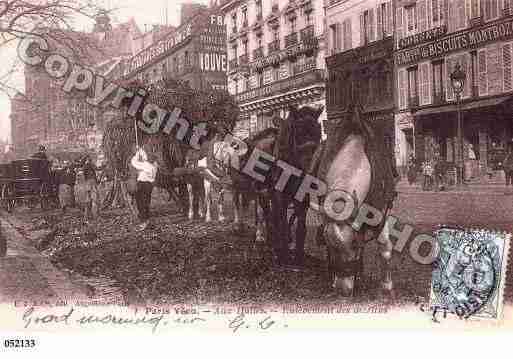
(1, 183, 512, 306)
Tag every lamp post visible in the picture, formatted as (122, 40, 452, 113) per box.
(450, 63, 466, 186)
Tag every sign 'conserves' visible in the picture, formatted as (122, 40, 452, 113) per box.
(396, 18, 513, 66)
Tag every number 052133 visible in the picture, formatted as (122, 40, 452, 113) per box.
(3, 339, 36, 348)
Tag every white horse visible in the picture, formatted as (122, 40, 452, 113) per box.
(320, 114, 397, 297)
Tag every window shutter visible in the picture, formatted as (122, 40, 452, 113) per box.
(419, 63, 427, 105)
(418, 0, 427, 32)
(427, 0, 432, 28)
(448, 1, 456, 32)
(478, 49, 488, 95)
(377, 4, 383, 40)
(360, 13, 365, 46)
(399, 69, 407, 109)
(462, 54, 471, 98)
(446, 57, 455, 101)
(396, 7, 403, 47)
(386, 2, 393, 35)
(336, 23, 343, 51)
(344, 19, 352, 50)
(458, 0, 466, 30)
(443, 0, 448, 25)
(369, 9, 375, 42)
(503, 44, 512, 92)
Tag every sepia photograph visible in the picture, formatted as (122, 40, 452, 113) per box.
(0, 0, 512, 349)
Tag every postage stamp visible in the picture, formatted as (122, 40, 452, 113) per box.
(430, 227, 511, 320)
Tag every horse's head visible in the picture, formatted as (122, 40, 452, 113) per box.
(277, 105, 323, 168)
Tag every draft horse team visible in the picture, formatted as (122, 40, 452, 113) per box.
(159, 103, 398, 296)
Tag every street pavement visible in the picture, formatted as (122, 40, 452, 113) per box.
(1, 182, 512, 304)
(0, 213, 90, 303)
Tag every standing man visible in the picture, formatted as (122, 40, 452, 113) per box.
(81, 154, 101, 219)
(503, 145, 513, 189)
(131, 147, 158, 231)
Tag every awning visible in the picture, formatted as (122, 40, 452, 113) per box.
(414, 95, 512, 118)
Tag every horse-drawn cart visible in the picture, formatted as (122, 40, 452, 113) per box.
(0, 159, 57, 212)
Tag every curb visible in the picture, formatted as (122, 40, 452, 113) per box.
(0, 211, 89, 301)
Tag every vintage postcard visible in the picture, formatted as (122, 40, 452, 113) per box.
(1, 0, 513, 351)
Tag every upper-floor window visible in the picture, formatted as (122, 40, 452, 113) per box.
(431, 0, 445, 25)
(343, 19, 352, 50)
(273, 28, 279, 41)
(405, 5, 417, 35)
(256, 0, 262, 16)
(483, 0, 500, 21)
(305, 12, 313, 26)
(432, 60, 445, 102)
(242, 6, 248, 26)
(231, 12, 237, 31)
(468, 0, 480, 19)
(329, 23, 340, 54)
(290, 17, 296, 33)
(360, 9, 375, 45)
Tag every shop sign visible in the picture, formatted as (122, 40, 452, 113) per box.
(199, 53, 227, 72)
(123, 23, 193, 77)
(396, 18, 513, 66)
(236, 69, 324, 104)
(398, 25, 447, 49)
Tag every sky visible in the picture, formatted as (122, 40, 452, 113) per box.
(0, 0, 210, 143)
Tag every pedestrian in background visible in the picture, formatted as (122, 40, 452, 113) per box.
(58, 160, 76, 213)
(407, 154, 417, 185)
(503, 146, 513, 189)
(131, 147, 158, 231)
(75, 154, 100, 221)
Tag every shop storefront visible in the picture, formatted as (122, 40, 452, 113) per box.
(395, 13, 513, 181)
(326, 37, 395, 148)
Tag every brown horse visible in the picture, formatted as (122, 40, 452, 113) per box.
(315, 104, 398, 296)
(271, 105, 324, 267)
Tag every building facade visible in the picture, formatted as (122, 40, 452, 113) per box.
(10, 15, 140, 157)
(220, 0, 326, 139)
(325, 0, 395, 146)
(122, 5, 228, 93)
(394, 0, 513, 179)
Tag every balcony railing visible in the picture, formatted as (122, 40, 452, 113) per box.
(239, 54, 249, 65)
(469, 16, 483, 27)
(433, 90, 446, 105)
(229, 58, 238, 71)
(253, 47, 264, 60)
(285, 32, 298, 47)
(236, 69, 325, 103)
(408, 95, 419, 108)
(300, 25, 314, 42)
(293, 59, 317, 74)
(268, 40, 280, 53)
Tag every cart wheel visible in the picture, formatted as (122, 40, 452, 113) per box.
(1, 183, 15, 213)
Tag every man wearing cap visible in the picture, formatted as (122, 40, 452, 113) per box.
(131, 146, 158, 231)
